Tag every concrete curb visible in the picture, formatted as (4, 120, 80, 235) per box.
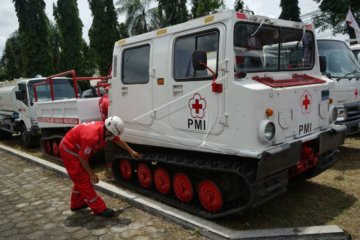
(0, 144, 351, 240)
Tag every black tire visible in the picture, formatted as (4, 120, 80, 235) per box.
(21, 124, 38, 148)
(0, 129, 12, 140)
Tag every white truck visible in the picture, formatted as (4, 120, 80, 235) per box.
(33, 70, 107, 157)
(318, 39, 360, 135)
(0, 74, 106, 152)
(34, 11, 345, 218)
(0, 77, 83, 147)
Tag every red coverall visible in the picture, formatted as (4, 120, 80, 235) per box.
(99, 94, 109, 121)
(59, 121, 119, 214)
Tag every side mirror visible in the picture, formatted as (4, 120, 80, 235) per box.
(18, 84, 26, 91)
(15, 90, 25, 101)
(319, 56, 327, 73)
(192, 51, 207, 71)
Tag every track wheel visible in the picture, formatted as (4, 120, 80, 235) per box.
(198, 180, 223, 213)
(173, 173, 193, 203)
(154, 168, 171, 195)
(119, 159, 132, 181)
(52, 141, 60, 156)
(137, 163, 152, 188)
(44, 140, 52, 154)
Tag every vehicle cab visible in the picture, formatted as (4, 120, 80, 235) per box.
(318, 39, 360, 135)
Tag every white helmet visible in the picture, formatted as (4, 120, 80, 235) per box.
(105, 116, 124, 136)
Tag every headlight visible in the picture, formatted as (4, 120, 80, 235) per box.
(258, 120, 276, 142)
(329, 107, 338, 123)
(31, 117, 38, 126)
(336, 107, 347, 122)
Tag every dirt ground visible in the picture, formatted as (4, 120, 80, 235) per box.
(1, 135, 359, 239)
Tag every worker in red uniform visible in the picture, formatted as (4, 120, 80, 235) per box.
(98, 86, 115, 179)
(59, 116, 141, 218)
(99, 86, 110, 121)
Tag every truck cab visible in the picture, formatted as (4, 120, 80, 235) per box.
(318, 39, 360, 135)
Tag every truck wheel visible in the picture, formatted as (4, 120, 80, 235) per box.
(0, 130, 12, 140)
(21, 125, 37, 148)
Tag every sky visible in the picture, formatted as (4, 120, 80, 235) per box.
(0, 0, 341, 58)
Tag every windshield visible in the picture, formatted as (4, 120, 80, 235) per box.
(234, 22, 315, 74)
(318, 40, 360, 78)
(28, 78, 81, 102)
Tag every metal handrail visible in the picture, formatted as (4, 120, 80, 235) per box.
(33, 70, 111, 102)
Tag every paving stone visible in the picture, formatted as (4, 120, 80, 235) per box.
(15, 203, 30, 209)
(19, 226, 35, 234)
(8, 211, 24, 219)
(15, 220, 30, 228)
(0, 222, 15, 232)
(93, 228, 108, 236)
(0, 149, 206, 240)
(27, 230, 46, 240)
(71, 229, 90, 239)
(2, 228, 18, 237)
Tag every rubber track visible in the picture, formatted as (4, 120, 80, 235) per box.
(112, 151, 288, 219)
(40, 136, 64, 161)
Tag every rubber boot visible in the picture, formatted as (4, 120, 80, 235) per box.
(97, 208, 115, 218)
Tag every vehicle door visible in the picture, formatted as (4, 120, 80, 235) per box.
(112, 42, 153, 125)
(168, 24, 226, 135)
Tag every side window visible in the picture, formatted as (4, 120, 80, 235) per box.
(122, 45, 150, 84)
(174, 31, 219, 80)
(18, 83, 28, 106)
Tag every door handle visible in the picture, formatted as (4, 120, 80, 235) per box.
(173, 85, 183, 95)
(121, 87, 128, 96)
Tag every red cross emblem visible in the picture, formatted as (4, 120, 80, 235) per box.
(300, 90, 312, 114)
(189, 93, 206, 119)
(355, 89, 359, 98)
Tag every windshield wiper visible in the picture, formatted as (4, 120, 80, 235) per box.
(344, 71, 360, 78)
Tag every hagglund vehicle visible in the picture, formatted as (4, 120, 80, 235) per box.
(34, 11, 345, 219)
(106, 11, 345, 219)
(318, 39, 360, 135)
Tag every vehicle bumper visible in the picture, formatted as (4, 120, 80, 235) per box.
(30, 126, 40, 136)
(335, 119, 360, 135)
(256, 124, 346, 180)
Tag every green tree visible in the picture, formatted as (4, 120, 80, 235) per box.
(0, 31, 25, 79)
(191, 0, 224, 19)
(119, 23, 129, 39)
(234, 0, 244, 11)
(116, 0, 153, 35)
(13, 0, 53, 77)
(53, 0, 84, 74)
(157, 0, 188, 27)
(80, 40, 96, 77)
(49, 23, 61, 73)
(279, 0, 301, 22)
(313, 0, 360, 40)
(89, 0, 120, 75)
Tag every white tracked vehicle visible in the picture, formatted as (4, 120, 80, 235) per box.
(33, 11, 346, 219)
